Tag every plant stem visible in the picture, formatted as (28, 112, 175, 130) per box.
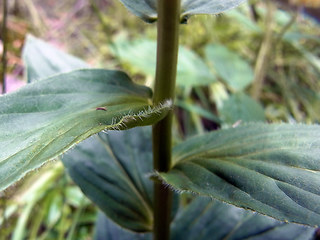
(1, 0, 8, 94)
(152, 0, 181, 239)
(251, 0, 275, 100)
(275, 12, 297, 44)
(249, 3, 259, 22)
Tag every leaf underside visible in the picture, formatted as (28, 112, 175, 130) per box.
(159, 123, 320, 227)
(94, 196, 315, 240)
(0, 69, 171, 191)
(94, 211, 152, 240)
(63, 126, 180, 232)
(63, 127, 154, 232)
(118, 0, 247, 23)
(171, 197, 316, 240)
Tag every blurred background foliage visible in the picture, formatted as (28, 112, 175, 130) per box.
(0, 0, 319, 239)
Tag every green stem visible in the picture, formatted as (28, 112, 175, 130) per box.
(275, 12, 297, 44)
(251, 0, 275, 100)
(152, 0, 181, 240)
(1, 0, 8, 94)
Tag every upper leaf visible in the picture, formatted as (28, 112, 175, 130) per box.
(158, 123, 320, 227)
(181, 0, 247, 22)
(117, 0, 157, 23)
(118, 0, 247, 23)
(0, 69, 171, 191)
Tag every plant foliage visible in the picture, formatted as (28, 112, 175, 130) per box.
(159, 123, 320, 226)
(118, 0, 246, 23)
(1, 0, 320, 239)
(0, 69, 171, 191)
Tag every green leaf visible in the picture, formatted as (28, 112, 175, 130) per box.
(227, 9, 261, 33)
(294, 44, 320, 73)
(22, 35, 88, 82)
(218, 92, 265, 124)
(205, 44, 254, 91)
(175, 100, 221, 123)
(0, 69, 171, 191)
(171, 197, 316, 240)
(112, 39, 216, 87)
(117, 0, 246, 23)
(94, 211, 151, 240)
(180, 0, 247, 21)
(63, 126, 180, 232)
(63, 127, 154, 232)
(158, 123, 320, 227)
(117, 0, 157, 23)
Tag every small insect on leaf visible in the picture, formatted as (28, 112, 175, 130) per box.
(96, 107, 107, 111)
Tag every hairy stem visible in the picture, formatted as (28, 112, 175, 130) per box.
(152, 0, 181, 239)
(1, 0, 8, 94)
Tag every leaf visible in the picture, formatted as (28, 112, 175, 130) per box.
(227, 9, 261, 33)
(181, 0, 247, 21)
(117, 0, 246, 23)
(218, 92, 265, 124)
(291, 84, 320, 122)
(205, 44, 254, 91)
(63, 126, 180, 232)
(171, 197, 316, 240)
(158, 123, 320, 227)
(117, 0, 157, 23)
(63, 127, 154, 232)
(112, 39, 216, 87)
(94, 211, 152, 240)
(293, 44, 320, 73)
(175, 100, 221, 123)
(22, 35, 89, 82)
(0, 69, 172, 191)
(94, 196, 315, 239)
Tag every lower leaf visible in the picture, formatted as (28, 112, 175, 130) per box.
(63, 126, 180, 233)
(159, 123, 320, 227)
(171, 197, 316, 240)
(63, 127, 154, 232)
(94, 211, 152, 240)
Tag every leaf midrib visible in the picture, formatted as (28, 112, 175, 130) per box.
(98, 136, 154, 222)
